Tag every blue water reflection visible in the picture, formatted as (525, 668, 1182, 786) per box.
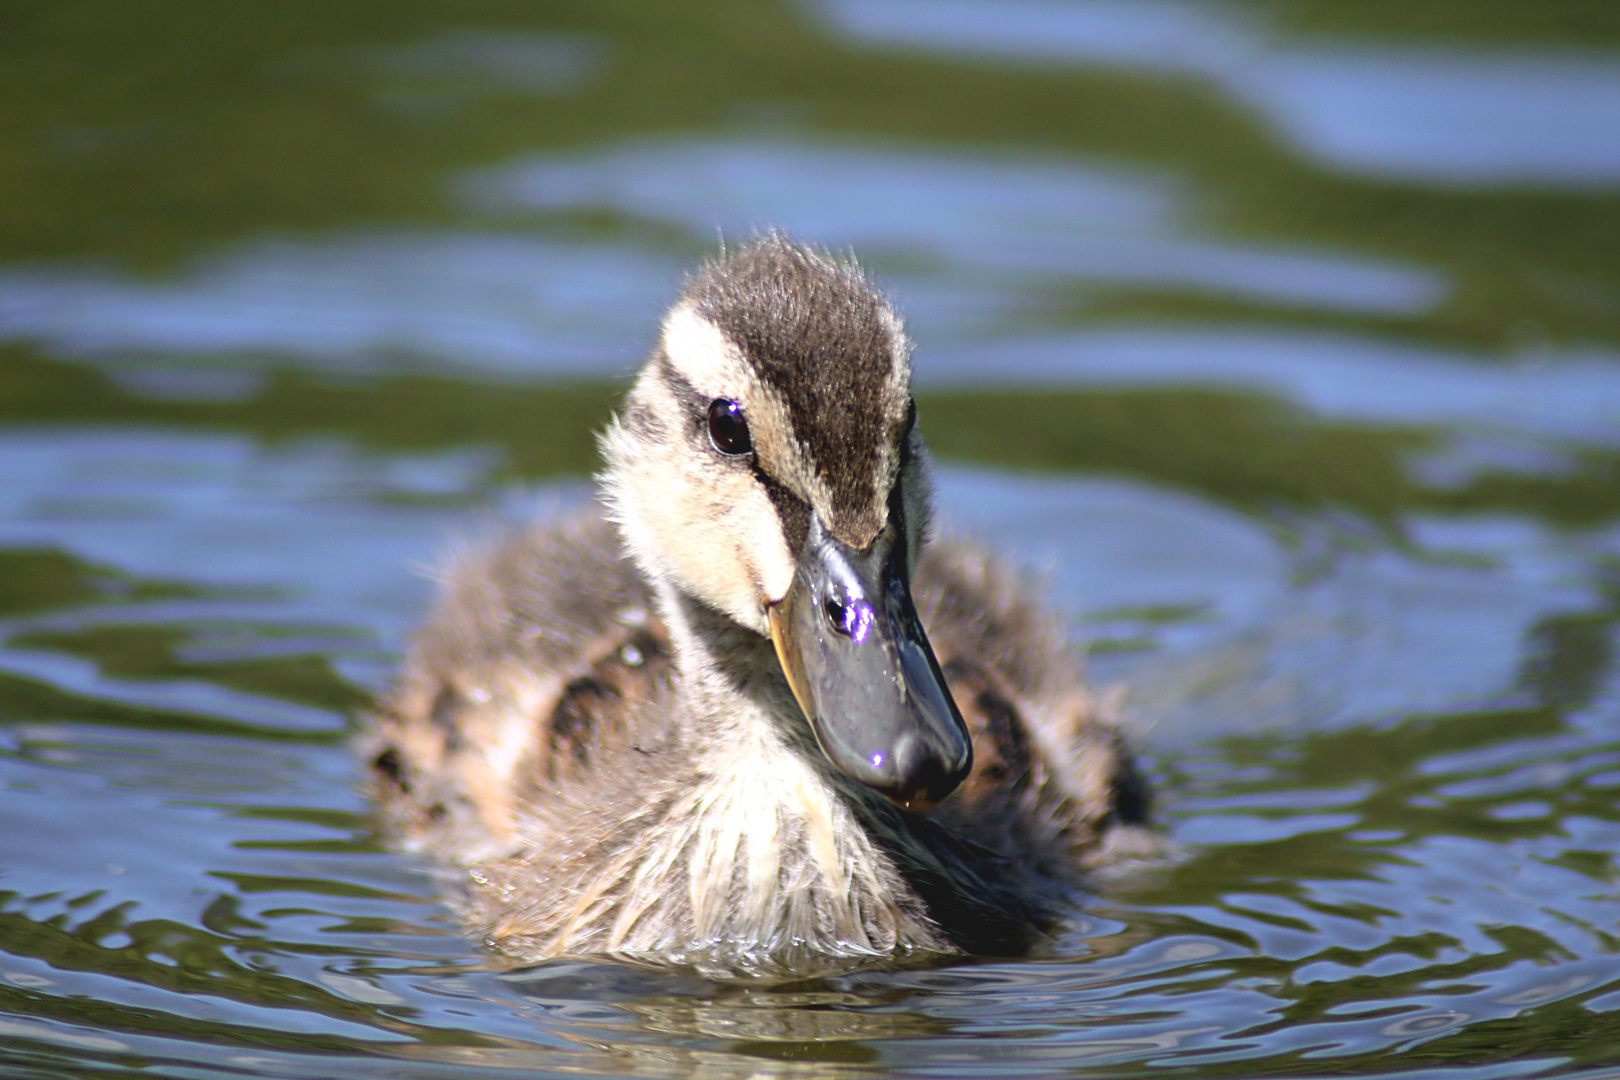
(1240, 48, 1620, 188)
(815, 0, 1620, 187)
(0, 137, 1451, 389)
(923, 328, 1620, 444)
(465, 138, 1447, 314)
(0, 237, 681, 377)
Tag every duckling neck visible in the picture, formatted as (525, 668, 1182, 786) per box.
(655, 581, 814, 760)
(636, 579, 953, 962)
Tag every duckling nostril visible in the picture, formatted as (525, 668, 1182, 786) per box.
(823, 597, 875, 642)
(823, 597, 847, 634)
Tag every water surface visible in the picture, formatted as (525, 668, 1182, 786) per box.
(3, 2, 1620, 1076)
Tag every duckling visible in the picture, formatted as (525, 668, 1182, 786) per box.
(361, 234, 1152, 974)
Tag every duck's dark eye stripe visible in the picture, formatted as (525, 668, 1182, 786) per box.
(754, 466, 809, 560)
(655, 353, 708, 416)
(706, 399, 752, 456)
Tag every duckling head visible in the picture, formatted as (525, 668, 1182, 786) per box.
(601, 234, 972, 811)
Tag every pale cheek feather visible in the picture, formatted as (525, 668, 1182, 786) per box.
(608, 452, 775, 634)
(748, 497, 795, 605)
(611, 316, 801, 628)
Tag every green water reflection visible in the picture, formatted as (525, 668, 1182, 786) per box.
(4, 2, 1619, 354)
(9, 346, 1620, 532)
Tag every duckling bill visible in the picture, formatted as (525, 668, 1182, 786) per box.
(361, 234, 1153, 974)
(770, 506, 971, 810)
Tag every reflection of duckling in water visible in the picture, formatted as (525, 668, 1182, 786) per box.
(361, 234, 1154, 974)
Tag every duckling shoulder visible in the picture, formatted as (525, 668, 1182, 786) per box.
(916, 539, 1151, 876)
(361, 511, 675, 867)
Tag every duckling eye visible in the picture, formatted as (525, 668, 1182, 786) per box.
(706, 399, 751, 456)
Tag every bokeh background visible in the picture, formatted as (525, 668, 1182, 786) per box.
(3, 2, 1620, 1077)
